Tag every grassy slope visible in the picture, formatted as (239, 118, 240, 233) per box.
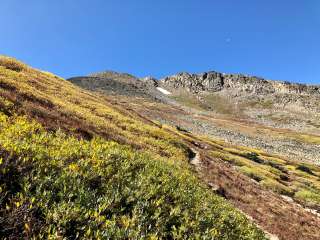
(98, 90, 320, 239)
(110, 93, 320, 208)
(166, 120, 320, 208)
(164, 91, 320, 199)
(0, 56, 265, 239)
(206, 139, 320, 207)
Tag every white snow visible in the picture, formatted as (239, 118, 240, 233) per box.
(156, 87, 171, 95)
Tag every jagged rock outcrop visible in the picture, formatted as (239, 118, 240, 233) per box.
(160, 72, 224, 93)
(160, 71, 320, 96)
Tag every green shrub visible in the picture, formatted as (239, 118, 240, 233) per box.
(0, 113, 266, 239)
(296, 164, 314, 176)
(245, 152, 264, 164)
(294, 190, 320, 205)
(260, 179, 292, 196)
(239, 166, 265, 182)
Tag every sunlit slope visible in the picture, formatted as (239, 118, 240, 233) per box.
(0, 56, 265, 239)
(0, 56, 189, 162)
(76, 83, 320, 239)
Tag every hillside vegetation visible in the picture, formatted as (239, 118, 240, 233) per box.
(0, 56, 266, 239)
(68, 70, 320, 239)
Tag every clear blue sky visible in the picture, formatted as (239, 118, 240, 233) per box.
(1, 0, 319, 84)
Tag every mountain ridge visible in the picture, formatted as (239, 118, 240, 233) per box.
(87, 69, 320, 96)
(160, 71, 320, 95)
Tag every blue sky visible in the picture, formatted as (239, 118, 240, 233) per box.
(1, 0, 319, 84)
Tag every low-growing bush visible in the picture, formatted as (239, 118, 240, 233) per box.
(294, 190, 320, 205)
(260, 179, 293, 196)
(239, 166, 265, 182)
(0, 113, 266, 239)
(296, 164, 314, 176)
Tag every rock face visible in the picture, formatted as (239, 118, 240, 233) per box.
(160, 72, 224, 93)
(160, 71, 320, 96)
(72, 70, 320, 98)
(69, 70, 320, 114)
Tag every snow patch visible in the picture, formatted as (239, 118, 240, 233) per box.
(156, 87, 171, 95)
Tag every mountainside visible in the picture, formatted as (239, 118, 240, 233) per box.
(1, 56, 320, 240)
(0, 56, 268, 239)
(68, 68, 320, 240)
(69, 70, 320, 164)
(158, 71, 320, 163)
(159, 71, 320, 118)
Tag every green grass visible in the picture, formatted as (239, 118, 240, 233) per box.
(202, 93, 241, 116)
(285, 132, 320, 145)
(244, 99, 274, 109)
(172, 92, 243, 116)
(171, 93, 205, 110)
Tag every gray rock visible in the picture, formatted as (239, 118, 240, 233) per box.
(160, 71, 320, 96)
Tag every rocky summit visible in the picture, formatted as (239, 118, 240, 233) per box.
(160, 71, 320, 95)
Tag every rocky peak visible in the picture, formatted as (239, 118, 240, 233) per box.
(160, 71, 320, 95)
(160, 71, 224, 93)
